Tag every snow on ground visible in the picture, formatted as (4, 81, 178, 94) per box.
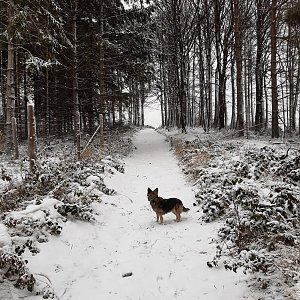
(0, 224, 11, 249)
(14, 128, 252, 299)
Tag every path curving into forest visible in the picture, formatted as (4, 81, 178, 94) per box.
(26, 128, 249, 300)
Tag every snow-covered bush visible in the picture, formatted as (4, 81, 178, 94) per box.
(0, 127, 135, 296)
(0, 249, 35, 291)
(172, 134, 300, 293)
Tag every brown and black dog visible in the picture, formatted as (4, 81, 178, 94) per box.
(147, 188, 189, 224)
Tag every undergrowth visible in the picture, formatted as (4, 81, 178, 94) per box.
(0, 126, 136, 297)
(172, 134, 300, 297)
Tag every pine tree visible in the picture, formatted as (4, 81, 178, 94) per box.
(0, 0, 67, 155)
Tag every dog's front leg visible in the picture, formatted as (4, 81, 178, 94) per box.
(156, 212, 159, 222)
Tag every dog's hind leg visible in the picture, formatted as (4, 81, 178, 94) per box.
(172, 209, 181, 222)
(174, 211, 181, 222)
(159, 214, 163, 224)
(177, 205, 183, 222)
(172, 207, 181, 222)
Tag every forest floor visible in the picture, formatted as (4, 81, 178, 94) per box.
(0, 127, 299, 299)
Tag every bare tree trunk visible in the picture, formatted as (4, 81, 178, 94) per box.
(179, 56, 187, 133)
(213, 0, 230, 129)
(174, 0, 187, 133)
(13, 51, 19, 158)
(158, 32, 168, 127)
(204, 0, 213, 131)
(14, 50, 21, 140)
(264, 72, 268, 128)
(46, 66, 50, 140)
(0, 50, 4, 119)
(160, 95, 164, 127)
(141, 80, 145, 127)
(254, 0, 267, 132)
(5, 0, 15, 155)
(133, 82, 140, 125)
(99, 1, 105, 128)
(73, 0, 81, 159)
(287, 24, 297, 133)
(97, 114, 103, 148)
(214, 68, 219, 127)
(198, 46, 205, 129)
(12, 117, 18, 159)
(27, 102, 36, 172)
(297, 53, 300, 135)
(245, 55, 250, 138)
(112, 99, 116, 125)
(163, 71, 168, 127)
(191, 50, 196, 128)
(230, 53, 236, 129)
(271, 0, 279, 138)
(233, 0, 244, 136)
(249, 59, 254, 127)
(128, 79, 133, 124)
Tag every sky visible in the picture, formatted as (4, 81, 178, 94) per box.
(144, 98, 161, 128)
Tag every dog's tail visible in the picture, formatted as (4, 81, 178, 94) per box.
(183, 206, 190, 212)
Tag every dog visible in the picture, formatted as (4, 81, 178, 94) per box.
(147, 188, 190, 224)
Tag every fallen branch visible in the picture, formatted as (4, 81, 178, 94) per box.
(80, 125, 101, 159)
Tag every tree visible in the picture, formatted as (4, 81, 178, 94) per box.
(1, 0, 66, 155)
(254, 0, 270, 132)
(271, 0, 279, 138)
(233, 0, 244, 135)
(285, 1, 300, 134)
(155, 0, 198, 132)
(72, 0, 81, 159)
(213, 0, 233, 129)
(5, 0, 16, 156)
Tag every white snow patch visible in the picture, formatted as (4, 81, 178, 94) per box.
(9, 197, 62, 221)
(86, 175, 101, 184)
(0, 224, 12, 249)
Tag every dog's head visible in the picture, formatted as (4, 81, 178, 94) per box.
(147, 187, 158, 201)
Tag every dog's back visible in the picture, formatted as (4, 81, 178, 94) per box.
(159, 197, 185, 214)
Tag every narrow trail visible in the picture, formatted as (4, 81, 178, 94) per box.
(26, 128, 249, 300)
(92, 128, 248, 300)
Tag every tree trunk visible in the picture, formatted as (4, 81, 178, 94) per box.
(99, 1, 105, 125)
(23, 63, 28, 139)
(233, 0, 244, 136)
(73, 0, 81, 159)
(0, 50, 5, 119)
(254, 0, 265, 132)
(46, 65, 50, 140)
(141, 80, 145, 127)
(27, 102, 36, 172)
(271, 0, 279, 138)
(230, 55, 236, 129)
(12, 117, 18, 159)
(5, 0, 15, 155)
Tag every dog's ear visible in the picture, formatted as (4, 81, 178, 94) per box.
(147, 188, 151, 193)
(154, 188, 158, 195)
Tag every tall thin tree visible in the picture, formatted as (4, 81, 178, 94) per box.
(73, 0, 81, 158)
(271, 0, 279, 138)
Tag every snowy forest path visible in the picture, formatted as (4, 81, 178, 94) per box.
(26, 128, 248, 300)
(89, 128, 248, 300)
